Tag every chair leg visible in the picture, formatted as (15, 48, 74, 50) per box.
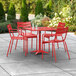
(64, 41, 70, 60)
(57, 42, 59, 49)
(42, 43, 43, 60)
(42, 41, 44, 60)
(36, 38, 37, 50)
(15, 39, 18, 50)
(15, 34, 19, 50)
(23, 40, 25, 52)
(27, 39, 28, 54)
(44, 44, 45, 50)
(25, 38, 28, 56)
(63, 41, 66, 52)
(10, 39, 14, 53)
(48, 38, 50, 53)
(52, 43, 53, 57)
(53, 43, 56, 62)
(42, 42, 44, 50)
(31, 38, 33, 49)
(62, 37, 66, 52)
(44, 38, 45, 50)
(7, 39, 11, 57)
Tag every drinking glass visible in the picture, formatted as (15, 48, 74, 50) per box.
(32, 23, 34, 29)
(36, 25, 38, 29)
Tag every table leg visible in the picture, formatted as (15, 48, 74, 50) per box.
(39, 31, 41, 50)
(31, 31, 48, 55)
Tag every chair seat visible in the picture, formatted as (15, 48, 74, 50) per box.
(25, 34, 37, 38)
(53, 39, 64, 42)
(43, 34, 55, 38)
(11, 36, 23, 40)
(43, 39, 64, 43)
(21, 33, 37, 38)
(43, 33, 62, 38)
(26, 32, 33, 35)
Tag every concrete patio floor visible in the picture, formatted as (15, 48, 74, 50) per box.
(0, 32, 76, 76)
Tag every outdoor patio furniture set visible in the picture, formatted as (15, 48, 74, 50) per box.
(7, 22, 70, 62)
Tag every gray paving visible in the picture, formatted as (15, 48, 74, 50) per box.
(0, 32, 76, 76)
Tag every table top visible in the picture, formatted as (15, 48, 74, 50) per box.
(23, 27, 56, 31)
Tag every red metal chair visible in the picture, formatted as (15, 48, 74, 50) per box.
(7, 24, 26, 56)
(58, 22, 65, 27)
(42, 27, 70, 62)
(43, 22, 65, 52)
(15, 22, 37, 52)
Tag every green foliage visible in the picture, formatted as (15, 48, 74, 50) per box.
(57, 0, 67, 14)
(7, 3, 16, 20)
(35, 0, 44, 16)
(70, 0, 76, 25)
(0, 2, 5, 21)
(0, 20, 17, 33)
(52, 0, 70, 16)
(68, 26, 76, 32)
(11, 0, 22, 13)
(44, 0, 54, 18)
(20, 0, 28, 22)
(61, 5, 71, 18)
(26, 0, 36, 14)
(0, 21, 10, 33)
(42, 0, 49, 7)
(48, 0, 52, 9)
(0, 0, 72, 15)
(0, 0, 9, 13)
(52, 0, 59, 15)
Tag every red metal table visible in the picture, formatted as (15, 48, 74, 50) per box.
(23, 27, 56, 55)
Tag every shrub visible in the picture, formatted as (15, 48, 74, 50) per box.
(48, 12, 73, 28)
(49, 16, 61, 27)
(44, 0, 54, 18)
(61, 16, 72, 26)
(0, 20, 17, 33)
(68, 26, 76, 32)
(61, 5, 71, 18)
(20, 0, 28, 22)
(7, 3, 16, 20)
(0, 21, 11, 33)
(0, 2, 5, 21)
(35, 0, 44, 16)
(70, 0, 76, 25)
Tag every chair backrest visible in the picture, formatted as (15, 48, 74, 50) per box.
(56, 27, 68, 41)
(58, 22, 65, 27)
(7, 24, 12, 30)
(17, 22, 31, 28)
(7, 24, 14, 37)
